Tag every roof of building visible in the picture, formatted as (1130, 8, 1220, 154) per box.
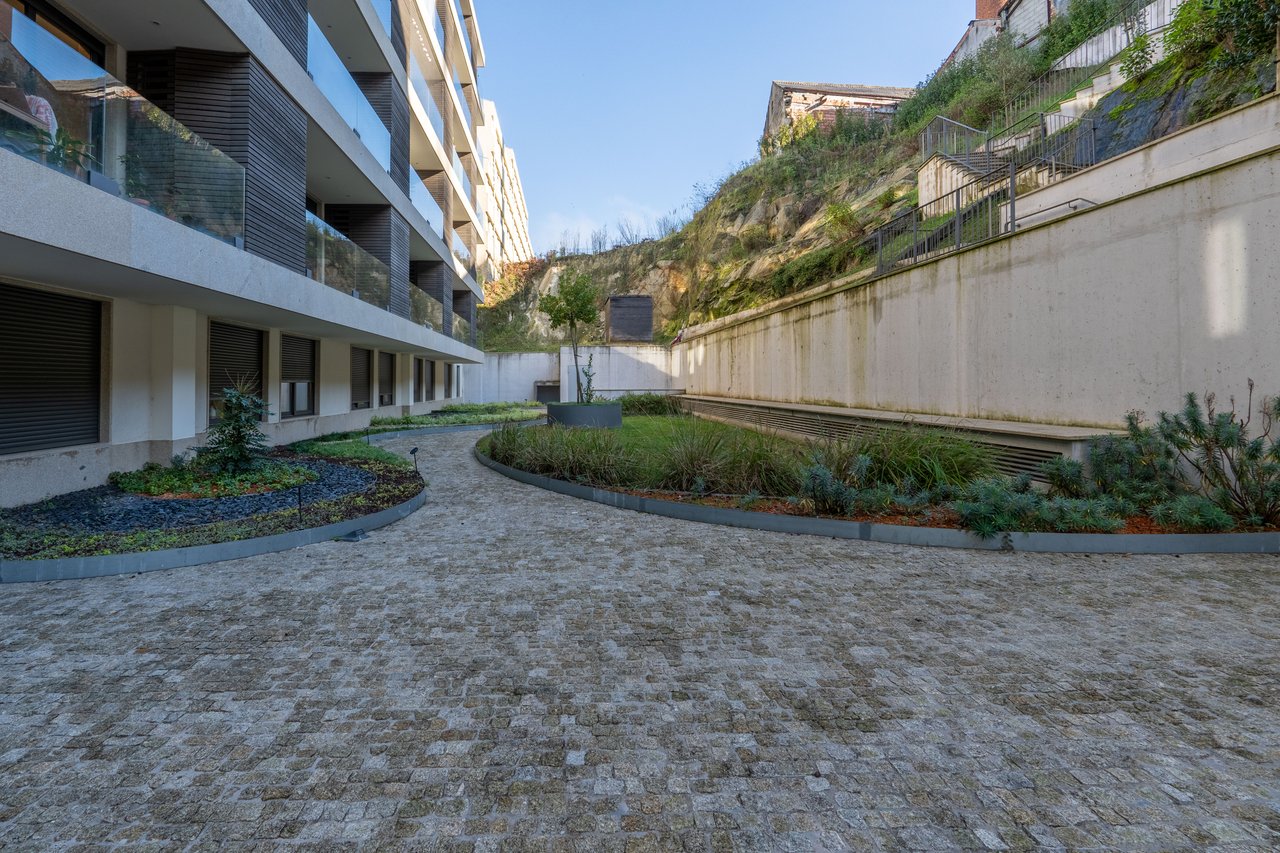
(772, 81, 916, 100)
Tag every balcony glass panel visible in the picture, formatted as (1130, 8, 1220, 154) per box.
(410, 286, 443, 330)
(409, 169, 443, 236)
(433, 7, 446, 56)
(307, 16, 391, 173)
(371, 0, 393, 37)
(0, 10, 245, 245)
(306, 210, 390, 309)
(452, 0, 472, 65)
(451, 312, 470, 342)
(452, 71, 472, 132)
(452, 148, 472, 203)
(408, 54, 445, 142)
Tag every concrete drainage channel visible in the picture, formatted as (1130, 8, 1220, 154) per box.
(474, 448, 1280, 556)
(0, 421, 541, 585)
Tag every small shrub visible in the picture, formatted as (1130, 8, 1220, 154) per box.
(800, 462, 856, 516)
(876, 187, 898, 209)
(617, 393, 681, 416)
(954, 476, 1123, 538)
(199, 387, 270, 475)
(738, 224, 772, 252)
(823, 202, 864, 241)
(1120, 31, 1154, 78)
(1153, 384, 1280, 525)
(1150, 495, 1236, 532)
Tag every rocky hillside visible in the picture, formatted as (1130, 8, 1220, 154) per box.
(480, 0, 1277, 350)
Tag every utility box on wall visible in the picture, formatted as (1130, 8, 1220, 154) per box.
(605, 295, 654, 343)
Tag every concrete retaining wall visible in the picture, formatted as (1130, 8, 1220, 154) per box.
(559, 345, 677, 402)
(672, 142, 1280, 429)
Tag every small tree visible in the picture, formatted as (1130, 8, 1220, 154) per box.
(539, 269, 600, 403)
(199, 387, 270, 474)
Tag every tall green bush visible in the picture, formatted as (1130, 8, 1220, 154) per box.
(198, 388, 270, 475)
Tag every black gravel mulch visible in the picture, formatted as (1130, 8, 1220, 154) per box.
(1, 460, 375, 534)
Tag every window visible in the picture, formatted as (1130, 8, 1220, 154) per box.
(413, 357, 429, 403)
(378, 351, 395, 407)
(280, 335, 316, 418)
(0, 282, 101, 454)
(351, 346, 372, 410)
(209, 321, 264, 422)
(444, 361, 453, 399)
(4, 0, 106, 65)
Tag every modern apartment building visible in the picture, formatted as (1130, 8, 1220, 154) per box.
(477, 98, 533, 269)
(0, 0, 519, 506)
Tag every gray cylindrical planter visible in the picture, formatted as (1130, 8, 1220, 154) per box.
(546, 402, 623, 428)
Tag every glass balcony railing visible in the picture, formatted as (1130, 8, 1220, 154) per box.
(371, 0, 393, 37)
(452, 149, 472, 203)
(409, 170, 444, 237)
(452, 0, 473, 66)
(410, 286, 443, 330)
(451, 312, 471, 342)
(452, 72, 473, 133)
(306, 210, 390, 308)
(408, 54, 445, 143)
(434, 7, 446, 56)
(307, 16, 391, 173)
(0, 11, 244, 245)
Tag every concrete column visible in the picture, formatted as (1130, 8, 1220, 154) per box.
(147, 305, 199, 443)
(318, 339, 350, 417)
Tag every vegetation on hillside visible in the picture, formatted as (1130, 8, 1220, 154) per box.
(480, 0, 1277, 349)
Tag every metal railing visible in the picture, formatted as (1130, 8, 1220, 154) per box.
(859, 113, 1100, 277)
(992, 0, 1184, 134)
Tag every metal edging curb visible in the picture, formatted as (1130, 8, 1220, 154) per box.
(473, 447, 1280, 556)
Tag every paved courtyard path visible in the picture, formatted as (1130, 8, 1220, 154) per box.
(1, 430, 1279, 851)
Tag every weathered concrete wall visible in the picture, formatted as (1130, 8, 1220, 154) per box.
(673, 144, 1280, 429)
(464, 352, 559, 403)
(560, 345, 678, 402)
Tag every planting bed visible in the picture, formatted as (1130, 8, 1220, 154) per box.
(0, 450, 420, 561)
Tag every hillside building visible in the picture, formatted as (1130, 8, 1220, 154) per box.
(0, 0, 526, 507)
(762, 81, 915, 142)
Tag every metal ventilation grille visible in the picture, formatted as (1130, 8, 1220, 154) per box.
(681, 398, 1065, 479)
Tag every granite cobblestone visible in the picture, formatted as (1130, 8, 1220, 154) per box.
(0, 430, 1277, 850)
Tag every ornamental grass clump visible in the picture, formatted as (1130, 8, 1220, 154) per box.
(486, 424, 635, 487)
(847, 426, 995, 490)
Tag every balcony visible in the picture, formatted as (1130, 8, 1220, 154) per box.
(451, 148, 472, 203)
(409, 169, 444, 236)
(408, 54, 445, 143)
(307, 15, 391, 173)
(0, 11, 244, 246)
(451, 312, 471, 342)
(410, 286, 443, 330)
(306, 210, 390, 308)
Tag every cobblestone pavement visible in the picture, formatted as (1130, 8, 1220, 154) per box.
(1, 430, 1279, 851)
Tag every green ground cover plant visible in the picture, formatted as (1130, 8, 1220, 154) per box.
(482, 388, 1280, 537)
(110, 459, 317, 498)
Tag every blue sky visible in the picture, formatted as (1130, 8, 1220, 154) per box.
(478, 1, 976, 253)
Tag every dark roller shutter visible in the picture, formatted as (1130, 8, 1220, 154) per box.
(281, 335, 315, 382)
(351, 347, 371, 409)
(378, 351, 395, 406)
(0, 282, 101, 455)
(209, 322, 264, 401)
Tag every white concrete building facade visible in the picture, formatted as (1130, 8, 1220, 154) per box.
(0, 0, 517, 506)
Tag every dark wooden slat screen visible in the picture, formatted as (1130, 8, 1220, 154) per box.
(351, 347, 372, 409)
(209, 322, 264, 402)
(0, 283, 101, 455)
(281, 335, 315, 382)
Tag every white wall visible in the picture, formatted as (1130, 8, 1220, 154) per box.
(465, 351, 558, 403)
(673, 142, 1280, 429)
(559, 345, 678, 402)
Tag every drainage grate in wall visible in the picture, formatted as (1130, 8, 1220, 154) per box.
(680, 397, 1070, 479)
